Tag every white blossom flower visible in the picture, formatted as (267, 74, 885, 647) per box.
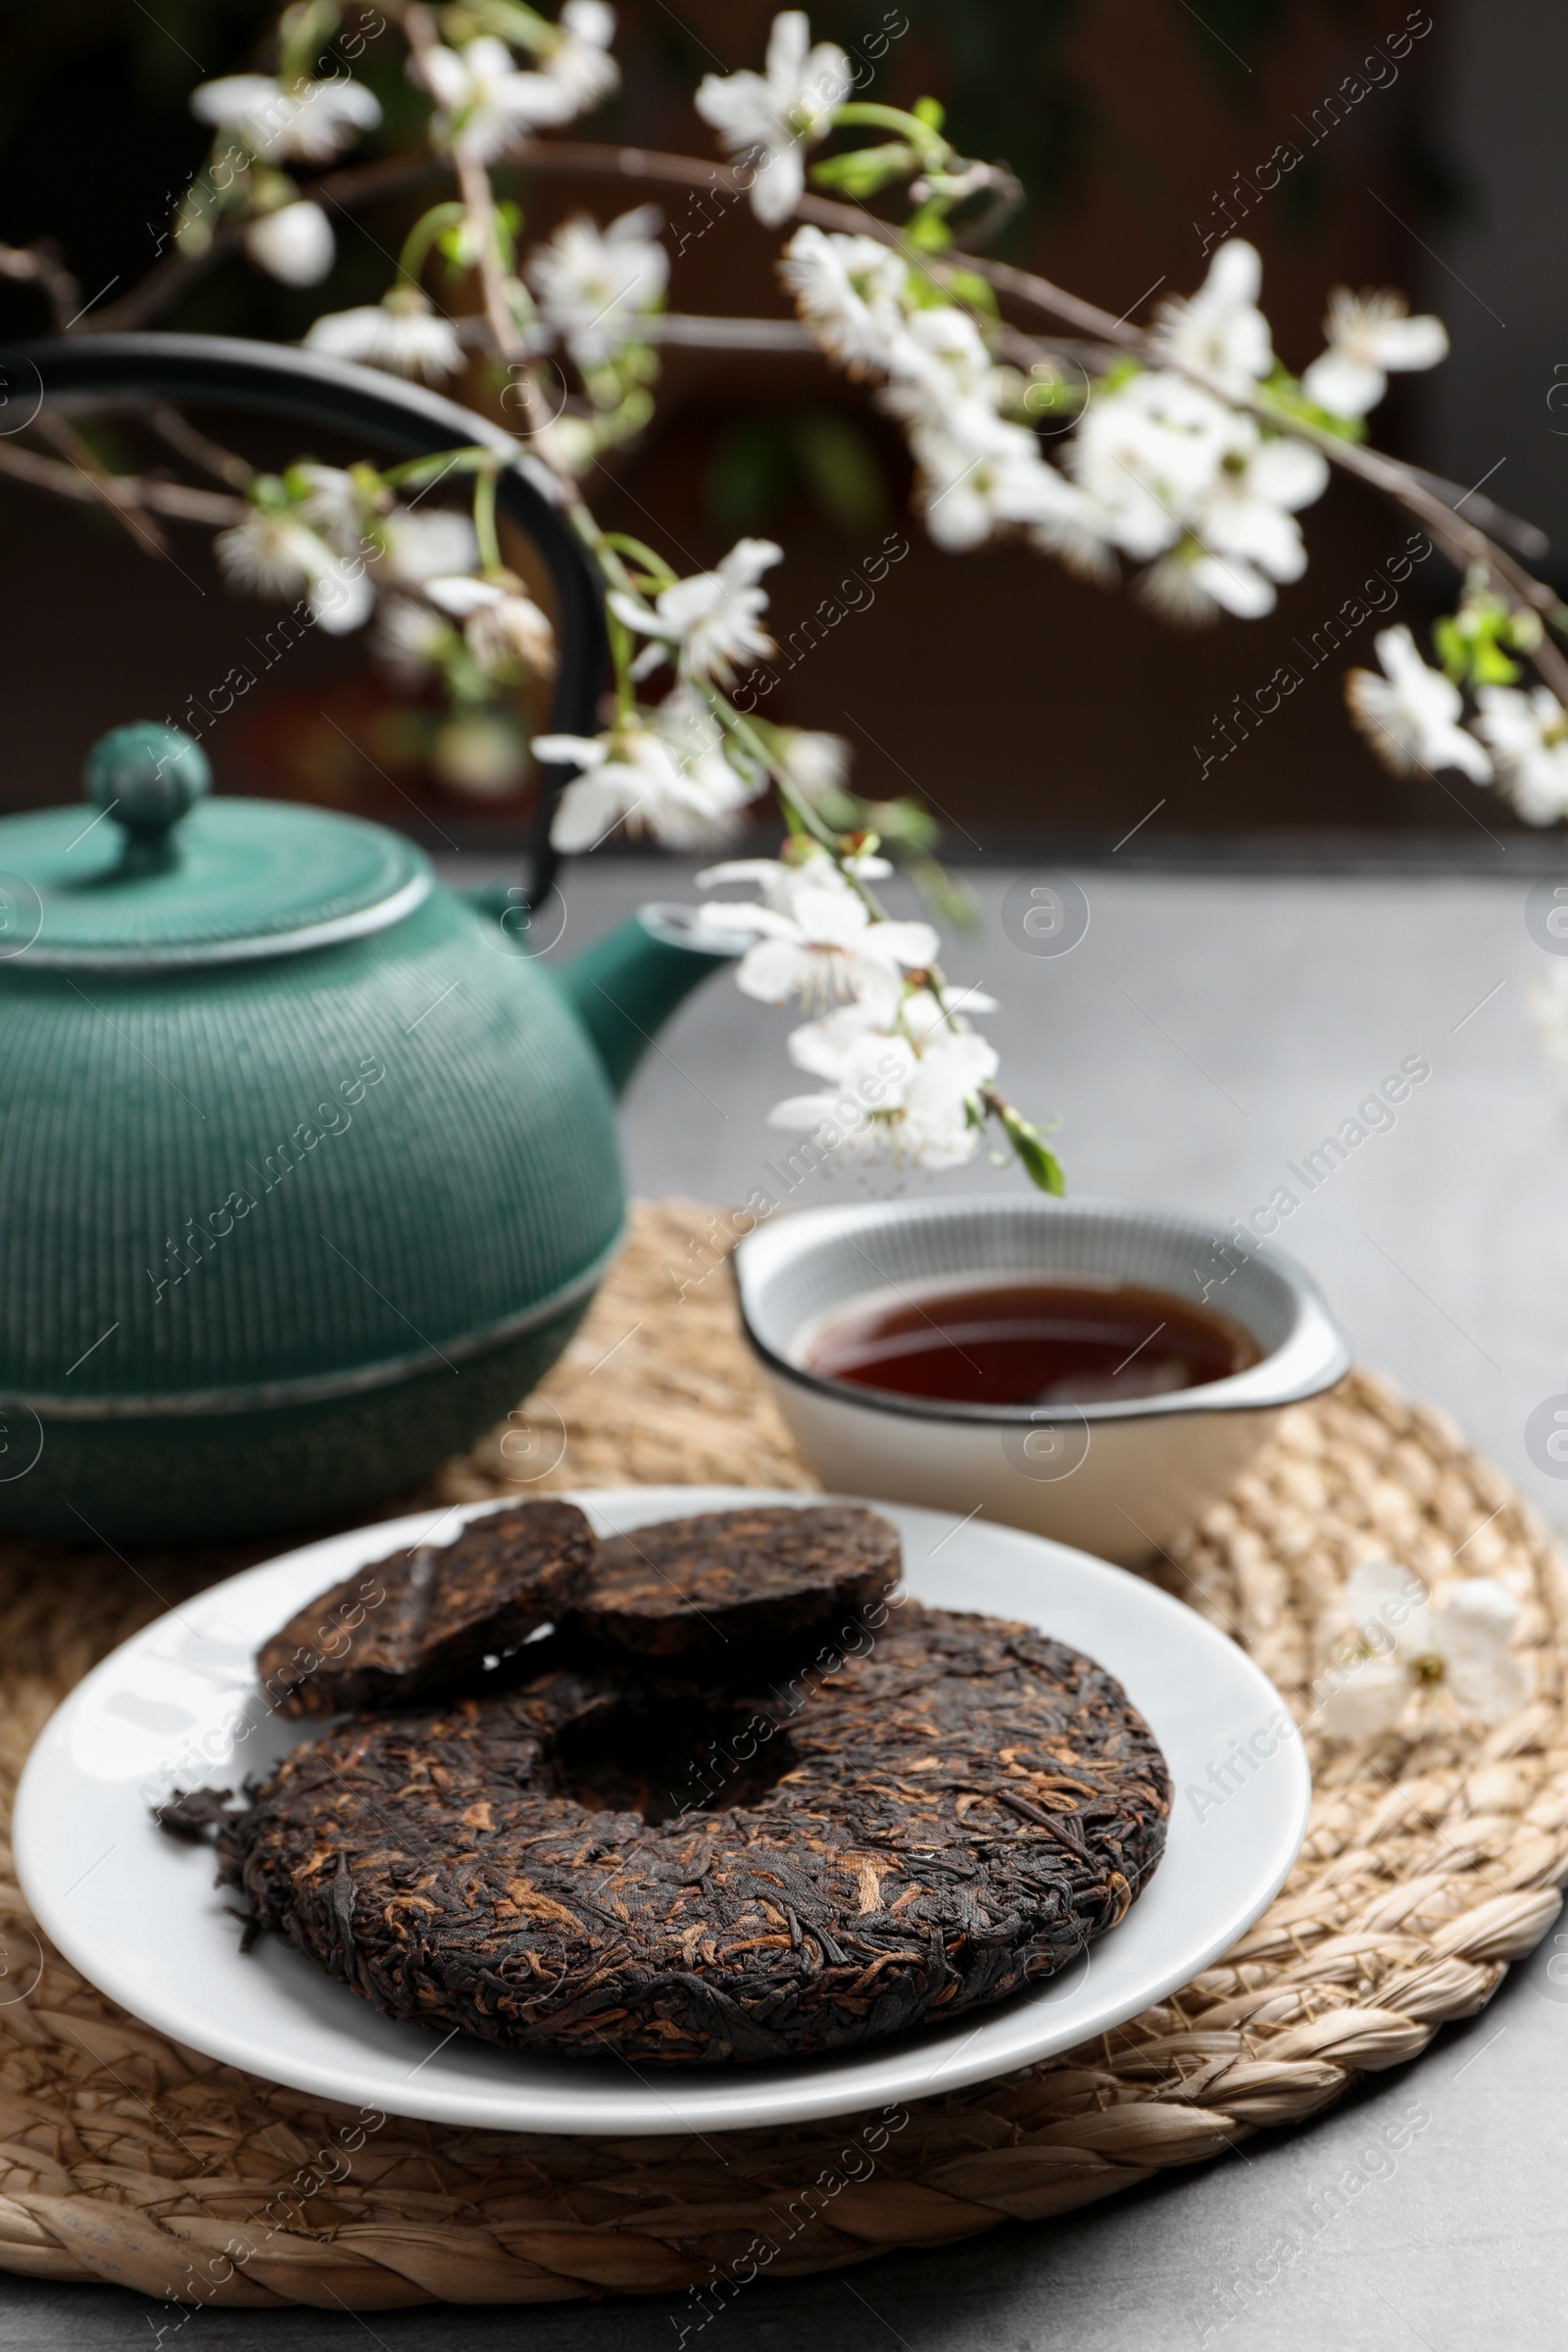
(374, 595, 458, 686)
(878, 304, 997, 425)
(377, 511, 480, 586)
(245, 200, 334, 285)
(1066, 370, 1231, 561)
(860, 304, 1087, 551)
(908, 414, 1084, 553)
(771, 1016, 998, 1169)
(1139, 416, 1329, 621)
(1346, 625, 1493, 780)
(191, 73, 381, 163)
(426, 573, 557, 676)
(1473, 685, 1568, 824)
(1151, 240, 1274, 401)
(191, 72, 289, 147)
(655, 683, 759, 822)
(288, 470, 478, 590)
(695, 10, 853, 226)
(700, 866, 938, 1009)
(769, 1014, 915, 1153)
(609, 538, 781, 684)
(769, 727, 852, 801)
(1315, 1558, 1528, 1740)
(526, 206, 668, 371)
(538, 720, 750, 853)
(416, 36, 575, 160)
(304, 288, 465, 382)
(544, 0, 619, 111)
(1196, 423, 1327, 572)
(779, 226, 909, 373)
(697, 844, 892, 915)
(1300, 289, 1449, 420)
(290, 461, 368, 533)
(216, 507, 373, 634)
(1141, 543, 1276, 623)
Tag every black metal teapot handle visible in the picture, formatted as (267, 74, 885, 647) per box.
(0, 334, 607, 903)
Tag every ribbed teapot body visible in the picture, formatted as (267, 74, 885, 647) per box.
(0, 886, 624, 1539)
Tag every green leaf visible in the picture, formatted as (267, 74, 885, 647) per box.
(1433, 614, 1465, 683)
(944, 267, 998, 315)
(912, 95, 946, 130)
(1256, 370, 1367, 441)
(1473, 641, 1521, 686)
(1097, 355, 1143, 396)
(379, 445, 494, 488)
(278, 0, 342, 84)
(1010, 1124, 1066, 1197)
(905, 206, 955, 253)
(809, 143, 919, 197)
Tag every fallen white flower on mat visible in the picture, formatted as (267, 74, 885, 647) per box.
(1301, 288, 1448, 420)
(696, 10, 853, 226)
(1346, 625, 1493, 781)
(1315, 1558, 1528, 1740)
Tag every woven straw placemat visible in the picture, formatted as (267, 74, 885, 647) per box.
(1, 1199, 1564, 2311)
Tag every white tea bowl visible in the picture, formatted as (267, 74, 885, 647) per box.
(734, 1196, 1349, 1566)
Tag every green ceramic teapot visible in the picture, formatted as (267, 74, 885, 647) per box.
(0, 721, 733, 1544)
(0, 334, 736, 1544)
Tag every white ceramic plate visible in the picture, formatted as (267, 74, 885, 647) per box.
(15, 1489, 1309, 2136)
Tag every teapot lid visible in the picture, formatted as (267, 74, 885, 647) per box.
(0, 723, 430, 971)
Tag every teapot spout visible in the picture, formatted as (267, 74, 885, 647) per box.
(548, 904, 745, 1099)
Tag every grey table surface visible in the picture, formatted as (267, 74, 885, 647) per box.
(8, 858, 1568, 2351)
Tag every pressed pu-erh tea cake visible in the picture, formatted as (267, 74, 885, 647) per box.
(256, 1500, 594, 1718)
(568, 1502, 901, 1660)
(172, 1507, 1171, 2065)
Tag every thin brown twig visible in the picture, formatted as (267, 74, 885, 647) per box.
(30, 412, 172, 558)
(47, 62, 1568, 698)
(0, 238, 81, 334)
(149, 404, 257, 489)
(90, 152, 435, 333)
(0, 438, 246, 526)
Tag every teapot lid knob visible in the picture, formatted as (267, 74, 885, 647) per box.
(83, 723, 211, 841)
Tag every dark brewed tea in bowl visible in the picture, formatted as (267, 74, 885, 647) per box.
(804, 1280, 1261, 1408)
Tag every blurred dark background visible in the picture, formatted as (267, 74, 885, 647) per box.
(0, 0, 1561, 855)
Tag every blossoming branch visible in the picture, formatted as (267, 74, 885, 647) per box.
(3, 0, 1562, 1187)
